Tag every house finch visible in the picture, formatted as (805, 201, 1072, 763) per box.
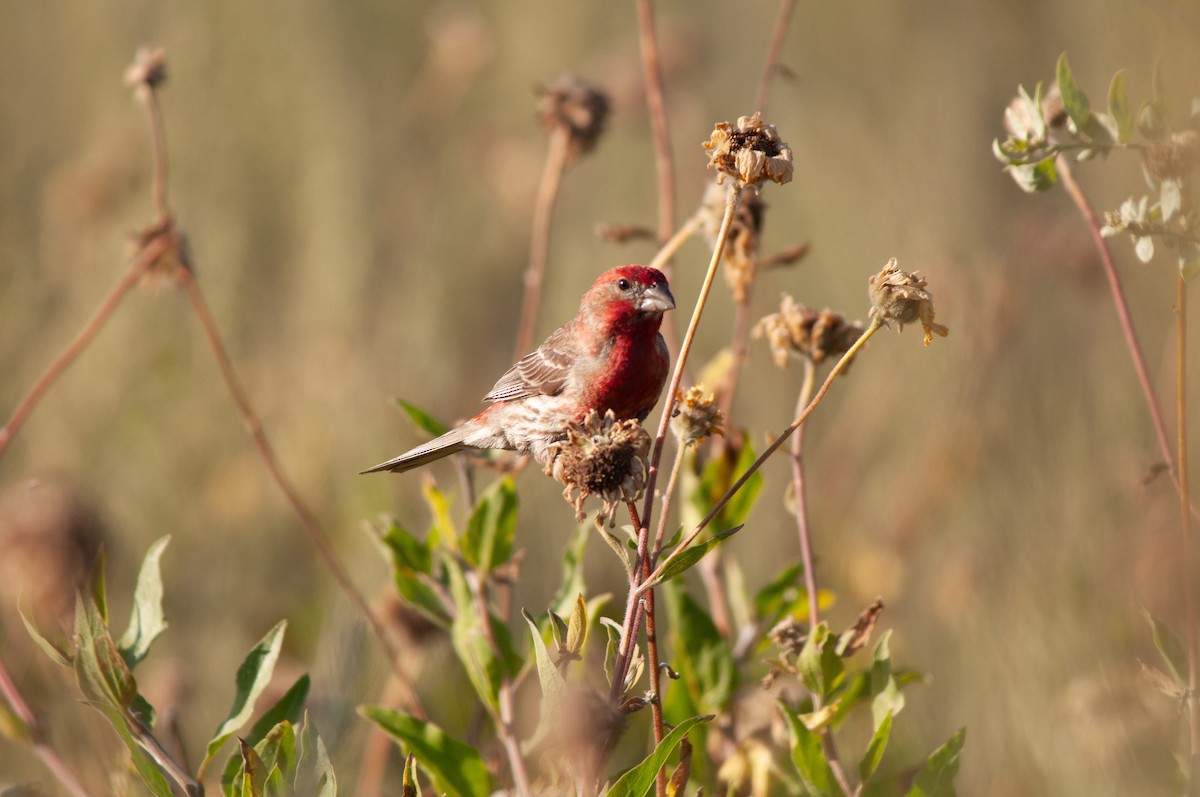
(362, 265, 675, 474)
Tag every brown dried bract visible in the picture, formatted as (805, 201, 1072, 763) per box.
(537, 76, 611, 160)
(753, 295, 865, 369)
(703, 112, 793, 187)
(868, 258, 949, 346)
(124, 46, 167, 92)
(544, 409, 650, 527)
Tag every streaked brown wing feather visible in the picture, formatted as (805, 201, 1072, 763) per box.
(483, 325, 573, 402)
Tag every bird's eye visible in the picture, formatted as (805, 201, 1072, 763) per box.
(617, 278, 632, 291)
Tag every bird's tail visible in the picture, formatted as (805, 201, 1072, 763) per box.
(360, 427, 471, 474)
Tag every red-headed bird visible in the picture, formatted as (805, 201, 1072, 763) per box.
(362, 265, 675, 474)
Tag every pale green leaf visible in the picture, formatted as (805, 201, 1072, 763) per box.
(118, 535, 171, 669)
(202, 621, 287, 773)
(361, 707, 492, 797)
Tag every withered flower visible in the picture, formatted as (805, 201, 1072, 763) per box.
(699, 180, 766, 303)
(672, 385, 724, 449)
(753, 295, 865, 369)
(537, 75, 611, 159)
(703, 112, 793, 187)
(867, 258, 949, 346)
(124, 46, 167, 91)
(544, 409, 650, 526)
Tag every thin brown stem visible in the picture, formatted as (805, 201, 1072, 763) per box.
(755, 0, 797, 114)
(514, 126, 571, 360)
(0, 238, 169, 459)
(1057, 156, 1199, 520)
(634, 0, 682, 364)
(790, 359, 819, 633)
(644, 317, 883, 592)
(176, 267, 425, 717)
(1177, 273, 1199, 772)
(647, 214, 701, 274)
(0, 656, 94, 797)
(788, 359, 852, 795)
(628, 502, 666, 797)
(610, 184, 743, 699)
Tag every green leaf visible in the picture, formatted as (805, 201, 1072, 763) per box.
(754, 562, 805, 620)
(87, 700, 175, 797)
(666, 586, 738, 712)
(422, 482, 458, 552)
(402, 753, 423, 797)
(379, 519, 433, 574)
(1007, 158, 1058, 193)
(222, 675, 311, 791)
(1144, 610, 1188, 686)
(1056, 53, 1090, 129)
(780, 701, 839, 797)
(859, 709, 893, 783)
(870, 631, 905, 728)
(446, 558, 520, 709)
(691, 442, 762, 532)
(118, 535, 171, 670)
(606, 714, 713, 797)
(361, 707, 493, 797)
(648, 526, 743, 588)
(72, 594, 137, 711)
(395, 398, 449, 438)
(566, 593, 588, 657)
(202, 621, 288, 774)
(463, 478, 517, 573)
(905, 727, 966, 797)
(798, 624, 845, 704)
(237, 738, 269, 797)
(550, 523, 589, 617)
(89, 547, 108, 625)
(522, 610, 566, 707)
(20, 606, 71, 667)
(295, 714, 337, 797)
(1108, 70, 1132, 142)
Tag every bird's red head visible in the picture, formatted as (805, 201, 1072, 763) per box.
(581, 265, 675, 332)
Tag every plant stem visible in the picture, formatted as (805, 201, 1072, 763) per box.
(176, 267, 425, 717)
(514, 125, 571, 360)
(628, 502, 667, 797)
(634, 0, 682, 363)
(0, 656, 94, 797)
(790, 359, 819, 633)
(0, 236, 170, 459)
(651, 442, 689, 565)
(1177, 271, 1199, 773)
(473, 576, 532, 796)
(644, 317, 883, 591)
(610, 183, 743, 700)
(647, 214, 701, 273)
(1057, 156, 1199, 520)
(755, 0, 797, 114)
(788, 359, 853, 795)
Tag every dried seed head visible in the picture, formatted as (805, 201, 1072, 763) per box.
(544, 409, 650, 527)
(867, 258, 949, 346)
(537, 76, 611, 159)
(703, 112, 793, 186)
(753, 295, 865, 369)
(124, 47, 167, 92)
(1144, 130, 1200, 181)
(768, 616, 807, 657)
(672, 385, 724, 448)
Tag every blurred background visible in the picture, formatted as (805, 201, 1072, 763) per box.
(2, 0, 1199, 793)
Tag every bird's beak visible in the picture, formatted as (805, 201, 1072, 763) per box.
(639, 283, 675, 313)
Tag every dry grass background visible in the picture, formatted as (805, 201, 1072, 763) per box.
(2, 1, 1200, 794)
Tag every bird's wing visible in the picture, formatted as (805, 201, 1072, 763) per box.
(483, 325, 573, 402)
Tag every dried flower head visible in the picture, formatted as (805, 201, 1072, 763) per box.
(672, 385, 724, 448)
(537, 76, 611, 159)
(124, 46, 167, 92)
(753, 295, 865, 369)
(544, 409, 650, 526)
(868, 258, 949, 346)
(1144, 130, 1200, 181)
(699, 180, 766, 303)
(703, 112, 793, 186)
